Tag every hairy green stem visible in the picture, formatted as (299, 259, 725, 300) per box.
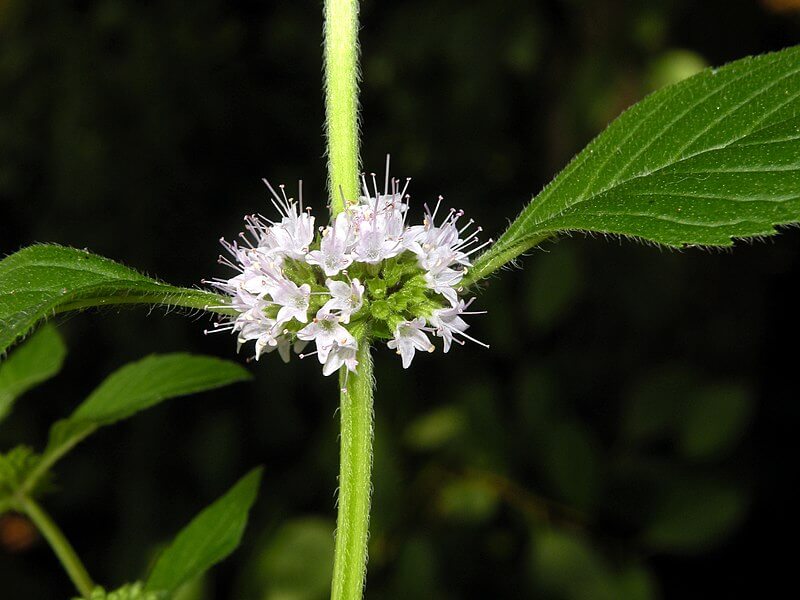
(331, 341, 374, 600)
(17, 495, 94, 598)
(324, 0, 361, 216)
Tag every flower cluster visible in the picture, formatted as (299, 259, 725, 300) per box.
(205, 160, 490, 377)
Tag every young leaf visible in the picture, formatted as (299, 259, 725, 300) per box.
(467, 45, 800, 284)
(145, 467, 263, 594)
(0, 324, 66, 422)
(19, 354, 251, 495)
(0, 245, 230, 355)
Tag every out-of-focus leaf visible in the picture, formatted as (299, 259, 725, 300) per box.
(525, 245, 584, 331)
(467, 45, 800, 284)
(20, 354, 250, 495)
(146, 468, 263, 594)
(531, 528, 657, 600)
(678, 383, 752, 460)
(403, 405, 466, 451)
(614, 566, 658, 600)
(172, 576, 209, 600)
(647, 49, 707, 90)
(0, 245, 229, 355)
(642, 480, 747, 553)
(0, 324, 66, 422)
(242, 517, 335, 600)
(622, 365, 698, 444)
(437, 477, 499, 523)
(389, 536, 442, 599)
(540, 421, 600, 512)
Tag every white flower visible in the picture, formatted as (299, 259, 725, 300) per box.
(323, 343, 359, 376)
(271, 278, 311, 324)
(387, 318, 434, 369)
(321, 278, 364, 324)
(263, 180, 315, 259)
(428, 299, 470, 352)
(306, 213, 354, 276)
(424, 267, 463, 305)
(297, 311, 356, 364)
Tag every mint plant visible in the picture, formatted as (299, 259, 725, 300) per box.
(0, 326, 260, 598)
(1, 1, 799, 598)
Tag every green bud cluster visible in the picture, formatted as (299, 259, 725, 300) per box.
(74, 583, 167, 600)
(0, 446, 49, 511)
(280, 252, 449, 341)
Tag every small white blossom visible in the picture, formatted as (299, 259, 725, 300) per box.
(321, 278, 364, 324)
(387, 318, 434, 369)
(297, 311, 356, 365)
(323, 343, 359, 376)
(306, 213, 354, 276)
(271, 278, 311, 324)
(427, 298, 488, 352)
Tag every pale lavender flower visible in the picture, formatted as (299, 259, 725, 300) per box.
(387, 318, 434, 369)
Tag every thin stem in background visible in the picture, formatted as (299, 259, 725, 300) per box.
(331, 342, 374, 600)
(17, 494, 94, 598)
(324, 0, 361, 217)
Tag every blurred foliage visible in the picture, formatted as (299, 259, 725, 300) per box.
(2, 0, 800, 598)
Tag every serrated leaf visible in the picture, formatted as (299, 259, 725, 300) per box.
(0, 245, 230, 355)
(19, 354, 250, 496)
(468, 45, 800, 284)
(146, 467, 263, 594)
(0, 324, 66, 422)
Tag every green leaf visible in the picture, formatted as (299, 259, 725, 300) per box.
(146, 467, 263, 594)
(530, 528, 657, 600)
(403, 405, 466, 451)
(0, 245, 230, 355)
(525, 244, 584, 331)
(468, 45, 800, 284)
(436, 477, 499, 523)
(19, 354, 251, 496)
(242, 517, 335, 600)
(0, 324, 66, 422)
(641, 480, 747, 553)
(678, 383, 752, 460)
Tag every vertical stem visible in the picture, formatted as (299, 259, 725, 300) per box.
(331, 341, 374, 600)
(323, 0, 361, 216)
(17, 495, 94, 598)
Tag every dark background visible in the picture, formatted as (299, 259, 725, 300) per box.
(2, 0, 800, 598)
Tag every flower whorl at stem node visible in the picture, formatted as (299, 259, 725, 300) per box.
(205, 157, 490, 376)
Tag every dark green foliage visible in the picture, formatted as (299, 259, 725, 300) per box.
(0, 325, 65, 422)
(146, 468, 262, 595)
(0, 246, 227, 356)
(470, 46, 800, 283)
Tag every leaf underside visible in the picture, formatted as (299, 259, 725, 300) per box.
(0, 245, 228, 356)
(469, 45, 800, 284)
